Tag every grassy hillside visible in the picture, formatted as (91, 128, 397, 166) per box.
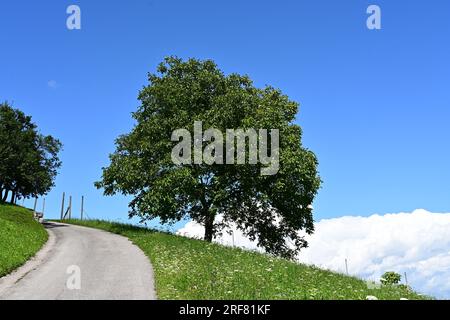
(63, 219, 429, 300)
(0, 204, 48, 277)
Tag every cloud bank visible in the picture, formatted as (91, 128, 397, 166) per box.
(177, 209, 450, 298)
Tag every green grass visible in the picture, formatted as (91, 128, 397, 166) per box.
(0, 203, 48, 277)
(62, 219, 431, 300)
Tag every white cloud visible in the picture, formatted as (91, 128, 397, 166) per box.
(47, 80, 58, 89)
(177, 209, 450, 299)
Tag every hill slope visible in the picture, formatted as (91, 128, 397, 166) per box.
(64, 219, 429, 300)
(0, 204, 48, 277)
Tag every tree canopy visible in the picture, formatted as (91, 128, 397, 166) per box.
(96, 57, 321, 259)
(0, 102, 62, 203)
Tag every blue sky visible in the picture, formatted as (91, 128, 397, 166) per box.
(1, 0, 449, 230)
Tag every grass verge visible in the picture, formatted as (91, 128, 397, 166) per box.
(63, 219, 430, 300)
(0, 204, 48, 277)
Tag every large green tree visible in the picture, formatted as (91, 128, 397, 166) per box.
(96, 57, 321, 259)
(0, 103, 62, 203)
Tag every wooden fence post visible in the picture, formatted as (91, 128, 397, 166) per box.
(345, 259, 349, 275)
(81, 196, 84, 221)
(60, 192, 65, 220)
(68, 196, 72, 220)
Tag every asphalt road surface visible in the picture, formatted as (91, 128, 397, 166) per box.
(0, 222, 156, 300)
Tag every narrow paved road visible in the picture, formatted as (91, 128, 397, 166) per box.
(0, 222, 156, 300)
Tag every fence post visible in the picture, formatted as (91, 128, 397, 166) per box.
(60, 192, 65, 220)
(345, 259, 349, 275)
(68, 196, 72, 220)
(231, 230, 235, 247)
(81, 196, 84, 221)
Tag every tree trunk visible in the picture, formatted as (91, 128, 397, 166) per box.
(10, 191, 16, 204)
(2, 190, 9, 202)
(204, 213, 215, 242)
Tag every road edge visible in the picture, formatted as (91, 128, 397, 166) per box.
(0, 222, 57, 297)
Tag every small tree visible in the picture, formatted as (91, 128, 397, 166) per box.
(380, 271, 402, 285)
(95, 57, 321, 259)
(0, 102, 62, 203)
